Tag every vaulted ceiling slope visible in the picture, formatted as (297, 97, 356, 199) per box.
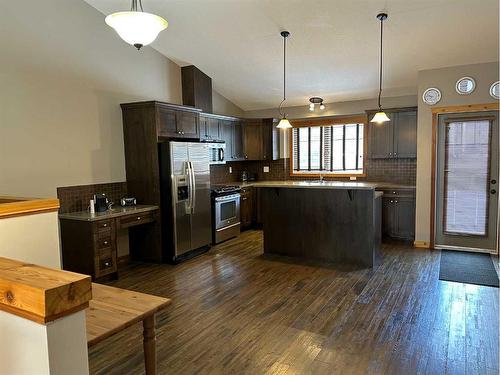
(84, 0, 499, 110)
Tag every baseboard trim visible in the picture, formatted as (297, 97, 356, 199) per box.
(414, 240, 431, 249)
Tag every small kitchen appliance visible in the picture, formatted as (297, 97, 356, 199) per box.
(93, 193, 108, 212)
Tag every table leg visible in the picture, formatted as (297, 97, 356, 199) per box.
(143, 315, 156, 375)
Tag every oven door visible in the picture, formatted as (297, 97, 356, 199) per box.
(214, 194, 240, 229)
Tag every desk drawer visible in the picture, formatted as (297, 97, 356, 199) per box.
(119, 211, 155, 228)
(94, 219, 113, 231)
(94, 232, 115, 250)
(95, 248, 117, 278)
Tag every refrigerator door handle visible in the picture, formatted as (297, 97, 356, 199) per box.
(190, 161, 196, 214)
(186, 161, 193, 212)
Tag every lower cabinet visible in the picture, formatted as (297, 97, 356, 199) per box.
(381, 190, 416, 241)
(240, 187, 255, 229)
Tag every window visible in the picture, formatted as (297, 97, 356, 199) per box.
(291, 122, 364, 175)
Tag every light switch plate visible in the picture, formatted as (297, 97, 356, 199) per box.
(349, 176, 357, 181)
(229, 166, 232, 174)
(263, 166, 270, 173)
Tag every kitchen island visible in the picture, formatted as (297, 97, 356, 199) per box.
(258, 182, 382, 268)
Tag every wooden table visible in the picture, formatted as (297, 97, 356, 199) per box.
(86, 283, 171, 375)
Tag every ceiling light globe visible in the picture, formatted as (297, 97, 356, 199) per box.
(105, 11, 168, 49)
(370, 111, 391, 124)
(277, 117, 292, 129)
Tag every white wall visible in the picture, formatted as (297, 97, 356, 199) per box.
(0, 212, 61, 268)
(0, 0, 182, 198)
(415, 62, 499, 244)
(0, 310, 89, 375)
(213, 90, 245, 117)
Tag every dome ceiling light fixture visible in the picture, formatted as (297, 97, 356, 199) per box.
(277, 31, 292, 129)
(370, 12, 391, 124)
(309, 97, 325, 111)
(105, 0, 168, 50)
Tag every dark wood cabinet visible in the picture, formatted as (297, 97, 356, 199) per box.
(177, 110, 199, 138)
(157, 107, 178, 138)
(368, 107, 417, 159)
(394, 111, 417, 158)
(59, 208, 158, 280)
(261, 118, 279, 160)
(243, 119, 263, 160)
(200, 114, 221, 141)
(232, 120, 245, 160)
(380, 189, 415, 240)
(240, 187, 254, 229)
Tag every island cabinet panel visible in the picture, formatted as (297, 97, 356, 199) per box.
(368, 107, 417, 159)
(261, 187, 381, 268)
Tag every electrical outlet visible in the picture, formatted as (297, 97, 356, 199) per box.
(263, 166, 270, 173)
(349, 176, 357, 181)
(229, 166, 232, 174)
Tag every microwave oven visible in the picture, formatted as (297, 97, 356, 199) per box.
(207, 143, 226, 165)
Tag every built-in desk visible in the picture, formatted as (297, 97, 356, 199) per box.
(59, 205, 159, 280)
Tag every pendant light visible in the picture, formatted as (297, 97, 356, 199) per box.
(105, 0, 168, 50)
(370, 13, 390, 124)
(277, 31, 292, 129)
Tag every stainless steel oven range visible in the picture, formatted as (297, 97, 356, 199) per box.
(212, 186, 241, 244)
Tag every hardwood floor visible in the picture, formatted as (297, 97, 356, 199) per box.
(89, 230, 499, 375)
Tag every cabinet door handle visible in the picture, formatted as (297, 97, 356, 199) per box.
(104, 262, 110, 267)
(390, 200, 394, 203)
(103, 240, 108, 245)
(389, 152, 392, 157)
(137, 216, 141, 220)
(103, 223, 108, 227)
(394, 200, 398, 203)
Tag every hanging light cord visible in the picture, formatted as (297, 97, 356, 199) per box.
(377, 16, 384, 111)
(131, 0, 144, 12)
(279, 33, 287, 118)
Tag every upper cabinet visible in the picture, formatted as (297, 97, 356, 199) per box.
(199, 114, 222, 141)
(242, 118, 279, 161)
(367, 107, 417, 159)
(243, 119, 263, 160)
(121, 101, 202, 141)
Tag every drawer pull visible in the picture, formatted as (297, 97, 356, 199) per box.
(103, 223, 108, 227)
(137, 216, 141, 220)
(103, 241, 108, 245)
(104, 261, 110, 267)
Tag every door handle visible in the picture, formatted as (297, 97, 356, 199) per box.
(190, 161, 196, 213)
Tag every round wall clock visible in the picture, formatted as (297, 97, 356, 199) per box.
(422, 87, 442, 105)
(455, 76, 476, 95)
(490, 81, 500, 100)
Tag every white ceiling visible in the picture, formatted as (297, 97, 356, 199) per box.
(84, 0, 499, 111)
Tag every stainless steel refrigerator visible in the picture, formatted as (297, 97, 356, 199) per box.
(159, 141, 212, 262)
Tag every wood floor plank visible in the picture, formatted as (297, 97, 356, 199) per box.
(88, 230, 499, 375)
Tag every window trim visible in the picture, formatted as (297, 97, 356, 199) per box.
(289, 115, 368, 178)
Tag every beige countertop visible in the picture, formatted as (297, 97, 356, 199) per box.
(59, 205, 159, 222)
(231, 180, 416, 190)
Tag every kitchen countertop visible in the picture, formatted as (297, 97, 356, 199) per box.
(231, 181, 416, 190)
(59, 205, 159, 222)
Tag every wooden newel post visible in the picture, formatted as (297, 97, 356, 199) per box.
(143, 315, 157, 375)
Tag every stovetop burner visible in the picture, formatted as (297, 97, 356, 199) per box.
(211, 185, 241, 196)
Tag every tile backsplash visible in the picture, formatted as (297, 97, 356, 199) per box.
(57, 182, 127, 213)
(210, 158, 416, 186)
